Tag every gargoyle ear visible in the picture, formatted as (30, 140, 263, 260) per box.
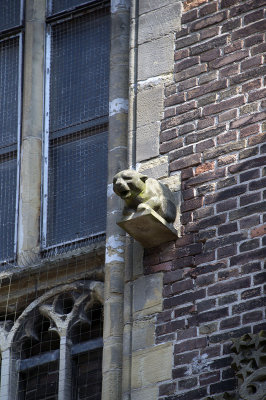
(140, 174, 148, 182)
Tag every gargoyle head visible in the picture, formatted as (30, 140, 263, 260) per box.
(113, 170, 148, 200)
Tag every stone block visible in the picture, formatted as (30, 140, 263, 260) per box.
(138, 156, 169, 179)
(139, 0, 179, 15)
(138, 35, 174, 81)
(138, 2, 182, 44)
(133, 273, 163, 316)
(136, 122, 160, 162)
(117, 209, 178, 248)
(131, 343, 172, 388)
(131, 386, 159, 400)
(132, 318, 156, 351)
(137, 85, 164, 127)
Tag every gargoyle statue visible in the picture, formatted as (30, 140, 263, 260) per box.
(113, 169, 177, 223)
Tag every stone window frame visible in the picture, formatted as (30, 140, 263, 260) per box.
(0, 280, 104, 400)
(0, 0, 24, 263)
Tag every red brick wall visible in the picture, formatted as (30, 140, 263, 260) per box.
(144, 0, 266, 398)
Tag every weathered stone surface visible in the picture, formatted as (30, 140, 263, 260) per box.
(131, 343, 172, 388)
(138, 2, 182, 44)
(137, 85, 164, 127)
(136, 122, 160, 161)
(132, 318, 156, 351)
(117, 209, 178, 248)
(133, 274, 163, 316)
(138, 35, 174, 81)
(138, 156, 169, 179)
(131, 386, 159, 400)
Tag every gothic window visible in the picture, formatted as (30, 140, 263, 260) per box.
(0, 281, 104, 399)
(42, 0, 110, 250)
(0, 0, 23, 262)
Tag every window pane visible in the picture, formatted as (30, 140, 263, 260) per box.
(49, 10, 110, 134)
(48, 0, 95, 16)
(0, 0, 22, 32)
(72, 349, 102, 400)
(19, 361, 59, 400)
(0, 155, 17, 261)
(47, 131, 108, 246)
(0, 36, 20, 148)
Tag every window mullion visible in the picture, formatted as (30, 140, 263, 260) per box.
(58, 336, 72, 400)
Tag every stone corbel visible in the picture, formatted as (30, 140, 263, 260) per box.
(113, 169, 179, 247)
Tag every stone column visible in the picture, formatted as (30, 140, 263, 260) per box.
(17, 0, 46, 264)
(58, 336, 72, 400)
(102, 1, 130, 399)
(0, 348, 18, 400)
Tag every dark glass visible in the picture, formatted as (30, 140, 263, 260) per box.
(48, 0, 96, 15)
(0, 0, 22, 32)
(49, 10, 110, 134)
(47, 131, 108, 246)
(0, 156, 17, 261)
(0, 36, 19, 148)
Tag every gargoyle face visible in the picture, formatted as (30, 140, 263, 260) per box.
(113, 170, 147, 200)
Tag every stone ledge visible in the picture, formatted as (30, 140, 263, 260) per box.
(117, 209, 178, 248)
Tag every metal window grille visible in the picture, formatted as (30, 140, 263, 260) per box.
(47, 0, 96, 16)
(0, 0, 23, 33)
(0, 34, 22, 262)
(43, 4, 110, 249)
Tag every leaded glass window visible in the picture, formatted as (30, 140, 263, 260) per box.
(43, 2, 110, 249)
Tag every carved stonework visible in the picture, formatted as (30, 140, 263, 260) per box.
(231, 331, 266, 400)
(206, 393, 237, 400)
(113, 169, 178, 247)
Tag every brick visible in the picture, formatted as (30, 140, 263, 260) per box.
(248, 132, 266, 146)
(208, 277, 251, 296)
(217, 154, 237, 166)
(243, 310, 263, 325)
(178, 377, 198, 391)
(241, 55, 263, 71)
(200, 26, 220, 41)
(176, 101, 197, 115)
(221, 0, 240, 7)
(188, 169, 226, 188)
(187, 126, 226, 145)
(187, 79, 227, 100)
(196, 138, 215, 152)
(200, 48, 220, 62)
(220, 316, 240, 330)
(173, 366, 189, 379)
(197, 214, 227, 230)
(218, 222, 238, 236)
(175, 57, 199, 73)
(241, 261, 261, 275)
(156, 319, 185, 336)
(175, 49, 190, 61)
(224, 39, 243, 54)
(239, 123, 260, 139)
(239, 215, 260, 230)
(230, 65, 266, 85)
(210, 379, 237, 394)
(216, 199, 237, 213)
(190, 35, 228, 56)
(182, 8, 198, 24)
(229, 156, 266, 174)
(251, 224, 266, 238)
(183, 0, 208, 12)
(175, 243, 203, 258)
(165, 93, 185, 107)
(241, 287, 261, 300)
(195, 162, 214, 175)
(230, 0, 266, 18)
(249, 177, 266, 191)
(222, 17, 241, 33)
(188, 308, 229, 327)
(209, 50, 249, 69)
(253, 271, 266, 285)
(169, 146, 194, 162)
(245, 33, 264, 47)
(200, 371, 220, 386)
(191, 11, 226, 31)
(178, 77, 197, 91)
(195, 116, 215, 130)
(203, 96, 245, 116)
(204, 140, 245, 160)
(170, 154, 201, 172)
(251, 42, 266, 55)
(160, 128, 177, 143)
(239, 146, 259, 160)
(244, 8, 265, 24)
(159, 382, 176, 397)
(232, 297, 266, 314)
(216, 176, 237, 190)
(232, 20, 266, 40)
(239, 238, 260, 252)
(164, 289, 205, 309)
(240, 192, 261, 207)
(205, 233, 247, 252)
(206, 184, 244, 204)
(218, 109, 237, 123)
(175, 64, 207, 81)
(230, 201, 266, 221)
(248, 87, 266, 102)
(175, 337, 207, 353)
(199, 2, 218, 17)
(242, 78, 262, 92)
(230, 248, 266, 266)
(181, 197, 204, 213)
(218, 294, 237, 306)
(163, 270, 184, 285)
(160, 137, 183, 154)
(179, 123, 195, 135)
(240, 168, 260, 183)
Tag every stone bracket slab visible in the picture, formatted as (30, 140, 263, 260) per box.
(117, 209, 178, 248)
